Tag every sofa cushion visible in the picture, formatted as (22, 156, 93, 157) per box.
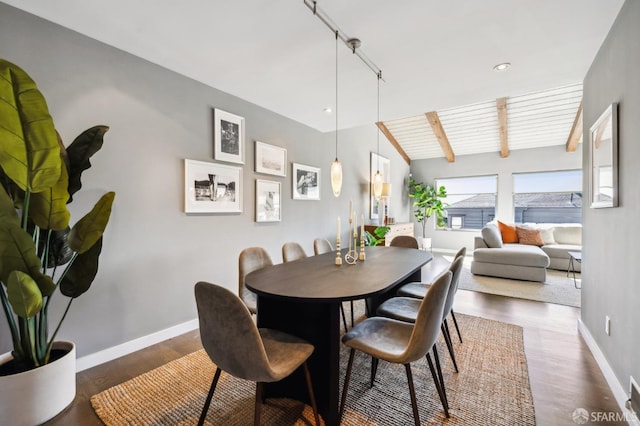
(553, 225, 582, 245)
(516, 226, 544, 246)
(481, 223, 503, 248)
(541, 244, 581, 259)
(473, 244, 550, 268)
(497, 221, 518, 243)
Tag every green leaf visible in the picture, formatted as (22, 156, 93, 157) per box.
(0, 185, 20, 227)
(29, 160, 70, 230)
(7, 270, 42, 318)
(67, 191, 115, 253)
(60, 236, 102, 298)
(0, 222, 56, 297)
(65, 126, 109, 201)
(0, 59, 61, 193)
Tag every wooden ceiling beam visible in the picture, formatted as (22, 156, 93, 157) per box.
(376, 121, 411, 165)
(565, 101, 583, 152)
(425, 111, 455, 162)
(496, 97, 509, 158)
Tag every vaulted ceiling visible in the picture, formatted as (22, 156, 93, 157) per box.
(2, 0, 623, 160)
(379, 83, 584, 164)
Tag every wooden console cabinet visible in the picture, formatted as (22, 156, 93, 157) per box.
(365, 223, 414, 246)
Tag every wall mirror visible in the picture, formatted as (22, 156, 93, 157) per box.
(590, 103, 618, 208)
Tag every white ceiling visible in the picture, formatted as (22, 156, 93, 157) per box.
(3, 0, 624, 140)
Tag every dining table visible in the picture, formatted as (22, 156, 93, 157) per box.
(245, 245, 433, 426)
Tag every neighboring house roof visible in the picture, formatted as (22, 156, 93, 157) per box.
(447, 192, 582, 208)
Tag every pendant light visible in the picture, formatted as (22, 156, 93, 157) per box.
(330, 30, 343, 197)
(373, 70, 383, 199)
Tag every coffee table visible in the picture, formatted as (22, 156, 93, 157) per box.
(567, 251, 582, 288)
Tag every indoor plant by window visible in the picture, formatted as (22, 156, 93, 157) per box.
(0, 58, 115, 424)
(407, 176, 447, 247)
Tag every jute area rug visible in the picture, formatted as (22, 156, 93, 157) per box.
(443, 253, 581, 308)
(91, 312, 535, 425)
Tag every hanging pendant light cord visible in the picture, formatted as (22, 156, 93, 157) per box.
(335, 30, 339, 161)
(377, 70, 381, 171)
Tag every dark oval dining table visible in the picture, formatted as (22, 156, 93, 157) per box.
(245, 245, 432, 426)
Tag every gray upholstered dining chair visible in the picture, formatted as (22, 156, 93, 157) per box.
(238, 247, 273, 315)
(389, 235, 419, 249)
(378, 255, 465, 375)
(339, 272, 452, 425)
(282, 241, 307, 263)
(194, 281, 321, 426)
(397, 247, 467, 343)
(313, 238, 333, 256)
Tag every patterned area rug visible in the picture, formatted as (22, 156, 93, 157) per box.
(91, 313, 535, 425)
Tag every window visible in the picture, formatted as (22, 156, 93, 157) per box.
(435, 175, 497, 230)
(512, 170, 582, 224)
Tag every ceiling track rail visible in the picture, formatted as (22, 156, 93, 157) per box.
(304, 0, 384, 81)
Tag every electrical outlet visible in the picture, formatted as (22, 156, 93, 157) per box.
(605, 315, 611, 335)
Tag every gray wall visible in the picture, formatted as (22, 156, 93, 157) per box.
(582, 0, 640, 397)
(409, 146, 582, 252)
(0, 3, 410, 357)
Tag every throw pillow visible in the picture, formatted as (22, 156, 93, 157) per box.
(497, 220, 519, 243)
(538, 227, 556, 245)
(481, 223, 503, 248)
(516, 226, 545, 246)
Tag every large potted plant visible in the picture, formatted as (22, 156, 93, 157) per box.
(407, 176, 447, 249)
(0, 58, 115, 424)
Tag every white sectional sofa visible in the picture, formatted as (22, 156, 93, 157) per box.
(471, 222, 582, 282)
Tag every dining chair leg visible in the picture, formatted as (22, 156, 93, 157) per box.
(426, 352, 450, 418)
(441, 322, 459, 373)
(432, 343, 449, 410)
(254, 382, 263, 426)
(451, 310, 463, 343)
(350, 300, 355, 327)
(198, 367, 221, 426)
(339, 348, 356, 422)
(370, 357, 379, 387)
(404, 363, 421, 426)
(302, 361, 321, 425)
(340, 303, 348, 331)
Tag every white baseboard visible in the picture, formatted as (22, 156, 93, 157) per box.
(75, 318, 199, 372)
(578, 319, 638, 424)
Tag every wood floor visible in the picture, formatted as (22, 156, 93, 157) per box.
(45, 289, 625, 426)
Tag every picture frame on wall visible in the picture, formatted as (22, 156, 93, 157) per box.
(256, 179, 281, 222)
(213, 108, 244, 164)
(255, 141, 287, 177)
(370, 152, 390, 220)
(184, 159, 242, 213)
(292, 163, 320, 200)
(590, 102, 618, 208)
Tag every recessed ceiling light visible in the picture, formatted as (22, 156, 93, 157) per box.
(493, 62, 511, 71)
(323, 107, 332, 114)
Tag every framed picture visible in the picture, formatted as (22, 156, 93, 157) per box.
(370, 152, 390, 219)
(184, 159, 242, 213)
(256, 179, 281, 222)
(255, 141, 287, 177)
(292, 163, 320, 200)
(590, 103, 618, 208)
(213, 108, 244, 164)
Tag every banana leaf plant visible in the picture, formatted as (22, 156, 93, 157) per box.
(0, 58, 115, 371)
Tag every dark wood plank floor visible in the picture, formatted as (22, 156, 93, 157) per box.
(46, 289, 624, 425)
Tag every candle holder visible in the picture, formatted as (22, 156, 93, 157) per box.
(345, 212, 358, 265)
(335, 238, 342, 265)
(359, 235, 366, 261)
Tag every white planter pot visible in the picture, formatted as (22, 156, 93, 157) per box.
(420, 237, 432, 251)
(0, 341, 76, 426)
